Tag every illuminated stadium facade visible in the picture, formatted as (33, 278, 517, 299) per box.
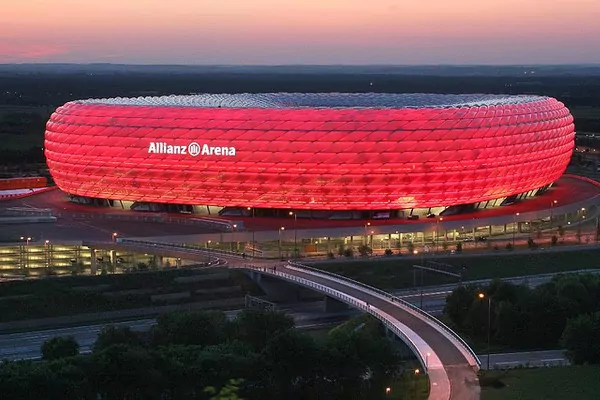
(44, 93, 575, 218)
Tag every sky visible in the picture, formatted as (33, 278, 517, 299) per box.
(2, 0, 600, 65)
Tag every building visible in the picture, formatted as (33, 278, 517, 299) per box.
(45, 93, 575, 218)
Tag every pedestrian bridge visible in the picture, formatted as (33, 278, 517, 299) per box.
(115, 238, 481, 400)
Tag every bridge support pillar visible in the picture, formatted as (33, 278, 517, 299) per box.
(244, 271, 304, 302)
(323, 296, 349, 313)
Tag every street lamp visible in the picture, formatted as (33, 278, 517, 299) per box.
(278, 226, 285, 259)
(364, 222, 371, 245)
(478, 292, 492, 370)
(289, 211, 298, 258)
(550, 200, 557, 228)
(45, 240, 50, 268)
(112, 232, 118, 243)
(248, 207, 255, 257)
(436, 217, 444, 252)
(513, 213, 520, 247)
(232, 224, 238, 252)
(20, 236, 31, 269)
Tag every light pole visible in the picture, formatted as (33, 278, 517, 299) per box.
(20, 236, 31, 269)
(232, 224, 237, 252)
(289, 211, 298, 258)
(436, 217, 443, 252)
(45, 240, 50, 269)
(112, 232, 118, 243)
(513, 213, 519, 247)
(478, 292, 492, 370)
(248, 207, 255, 257)
(278, 226, 285, 259)
(550, 200, 557, 228)
(364, 222, 371, 245)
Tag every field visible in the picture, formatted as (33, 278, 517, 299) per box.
(311, 248, 600, 289)
(481, 366, 600, 400)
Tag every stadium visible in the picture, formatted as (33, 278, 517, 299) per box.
(44, 93, 575, 219)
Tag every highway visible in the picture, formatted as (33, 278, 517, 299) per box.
(478, 350, 569, 370)
(394, 269, 600, 315)
(0, 306, 358, 361)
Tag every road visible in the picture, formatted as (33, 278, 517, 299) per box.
(478, 350, 569, 370)
(394, 269, 600, 315)
(0, 306, 358, 361)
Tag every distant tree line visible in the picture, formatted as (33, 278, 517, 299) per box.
(444, 274, 600, 364)
(0, 310, 418, 400)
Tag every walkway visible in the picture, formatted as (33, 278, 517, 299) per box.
(111, 239, 481, 400)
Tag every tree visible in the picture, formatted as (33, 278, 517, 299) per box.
(551, 235, 558, 246)
(443, 285, 478, 328)
(455, 242, 463, 253)
(557, 225, 565, 239)
(204, 379, 243, 400)
(152, 310, 229, 347)
(357, 244, 372, 257)
(407, 242, 415, 254)
(230, 310, 294, 351)
(93, 325, 144, 353)
(41, 336, 79, 361)
(561, 312, 600, 364)
(90, 344, 165, 400)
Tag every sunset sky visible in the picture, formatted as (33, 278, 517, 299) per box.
(2, 0, 599, 65)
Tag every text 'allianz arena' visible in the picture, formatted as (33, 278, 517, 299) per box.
(44, 93, 575, 211)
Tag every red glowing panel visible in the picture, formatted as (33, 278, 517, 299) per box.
(44, 94, 575, 210)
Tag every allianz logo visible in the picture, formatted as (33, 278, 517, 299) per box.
(148, 142, 237, 157)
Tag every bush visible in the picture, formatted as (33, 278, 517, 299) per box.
(455, 242, 462, 253)
(505, 243, 514, 251)
(551, 235, 559, 246)
(384, 248, 393, 256)
(527, 238, 536, 249)
(41, 336, 79, 360)
(357, 244, 373, 257)
(327, 252, 335, 259)
(343, 248, 354, 258)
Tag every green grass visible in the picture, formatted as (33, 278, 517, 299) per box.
(481, 366, 600, 400)
(311, 248, 600, 289)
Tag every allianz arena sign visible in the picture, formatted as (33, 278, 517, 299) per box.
(148, 142, 237, 157)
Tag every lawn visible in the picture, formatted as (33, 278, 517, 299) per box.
(481, 366, 600, 400)
(310, 248, 600, 289)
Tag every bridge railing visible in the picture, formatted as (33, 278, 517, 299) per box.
(117, 238, 248, 259)
(238, 264, 430, 372)
(287, 260, 481, 369)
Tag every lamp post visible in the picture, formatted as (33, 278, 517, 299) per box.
(278, 226, 285, 259)
(364, 222, 371, 245)
(550, 200, 557, 229)
(232, 224, 237, 252)
(513, 213, 519, 247)
(289, 211, 298, 258)
(247, 207, 255, 257)
(436, 217, 443, 252)
(478, 292, 492, 370)
(112, 232, 118, 243)
(44, 240, 50, 269)
(20, 236, 31, 269)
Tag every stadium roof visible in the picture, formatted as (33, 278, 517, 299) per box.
(77, 93, 549, 109)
